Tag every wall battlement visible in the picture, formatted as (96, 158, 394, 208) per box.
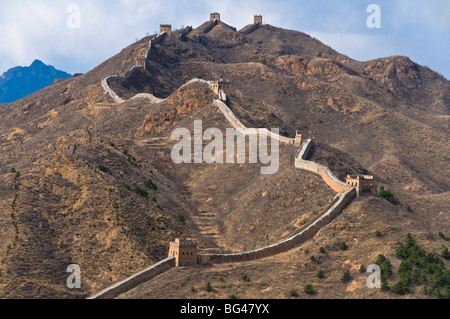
(210, 12, 220, 21)
(345, 174, 375, 197)
(254, 15, 263, 24)
(168, 238, 198, 267)
(160, 24, 172, 35)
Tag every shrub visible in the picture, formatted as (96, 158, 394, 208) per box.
(303, 284, 315, 295)
(391, 278, 410, 294)
(218, 275, 223, 281)
(10, 168, 16, 173)
(316, 270, 324, 279)
(339, 242, 348, 251)
(132, 184, 148, 197)
(439, 232, 450, 243)
(123, 149, 128, 155)
(376, 185, 399, 205)
(289, 289, 298, 297)
(375, 230, 382, 237)
(229, 294, 237, 299)
(376, 254, 386, 265)
(381, 280, 390, 291)
(319, 247, 326, 254)
(241, 274, 251, 282)
(359, 264, 366, 273)
(441, 247, 450, 259)
(156, 204, 163, 210)
(190, 286, 196, 293)
(151, 196, 157, 202)
(406, 206, 413, 212)
(145, 178, 157, 190)
(340, 270, 351, 283)
(174, 214, 185, 222)
(205, 282, 212, 292)
(304, 248, 309, 255)
(310, 255, 316, 262)
(97, 164, 107, 172)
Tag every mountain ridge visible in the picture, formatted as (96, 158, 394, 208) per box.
(0, 59, 72, 103)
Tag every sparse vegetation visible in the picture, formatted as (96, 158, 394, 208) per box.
(376, 185, 399, 205)
(340, 270, 351, 283)
(441, 247, 450, 260)
(289, 289, 298, 297)
(304, 248, 309, 255)
(205, 282, 212, 292)
(218, 274, 223, 281)
(375, 230, 382, 237)
(339, 242, 348, 251)
(406, 206, 413, 212)
(173, 214, 185, 222)
(190, 286, 197, 293)
(303, 284, 315, 295)
(319, 247, 326, 254)
(359, 264, 366, 273)
(241, 274, 251, 282)
(145, 178, 157, 190)
(310, 255, 316, 262)
(439, 232, 450, 243)
(393, 233, 450, 298)
(229, 294, 237, 299)
(10, 168, 16, 173)
(97, 164, 107, 172)
(132, 184, 148, 197)
(316, 270, 324, 279)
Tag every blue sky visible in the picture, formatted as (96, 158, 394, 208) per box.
(1, 0, 449, 79)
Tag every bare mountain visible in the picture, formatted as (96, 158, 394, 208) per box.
(0, 19, 448, 299)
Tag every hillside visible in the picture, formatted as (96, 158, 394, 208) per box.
(0, 18, 448, 299)
(0, 60, 72, 104)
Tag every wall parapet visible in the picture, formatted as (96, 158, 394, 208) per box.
(295, 139, 350, 193)
(87, 256, 175, 299)
(197, 187, 356, 265)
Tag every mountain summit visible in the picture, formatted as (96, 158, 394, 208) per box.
(0, 59, 71, 103)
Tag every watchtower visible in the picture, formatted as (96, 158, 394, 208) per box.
(254, 15, 263, 24)
(210, 12, 220, 22)
(160, 24, 172, 35)
(168, 238, 197, 267)
(346, 175, 375, 197)
(210, 79, 231, 96)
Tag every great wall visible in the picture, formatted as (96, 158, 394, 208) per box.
(89, 14, 373, 299)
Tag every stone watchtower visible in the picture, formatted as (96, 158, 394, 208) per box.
(254, 15, 263, 24)
(160, 24, 172, 35)
(210, 79, 231, 101)
(346, 174, 375, 197)
(168, 238, 197, 267)
(210, 12, 220, 22)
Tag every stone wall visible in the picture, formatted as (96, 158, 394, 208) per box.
(87, 256, 175, 299)
(202, 20, 218, 34)
(214, 99, 294, 144)
(197, 187, 356, 265)
(295, 139, 350, 193)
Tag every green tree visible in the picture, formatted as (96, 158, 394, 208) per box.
(303, 284, 315, 295)
(340, 270, 351, 283)
(339, 242, 348, 251)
